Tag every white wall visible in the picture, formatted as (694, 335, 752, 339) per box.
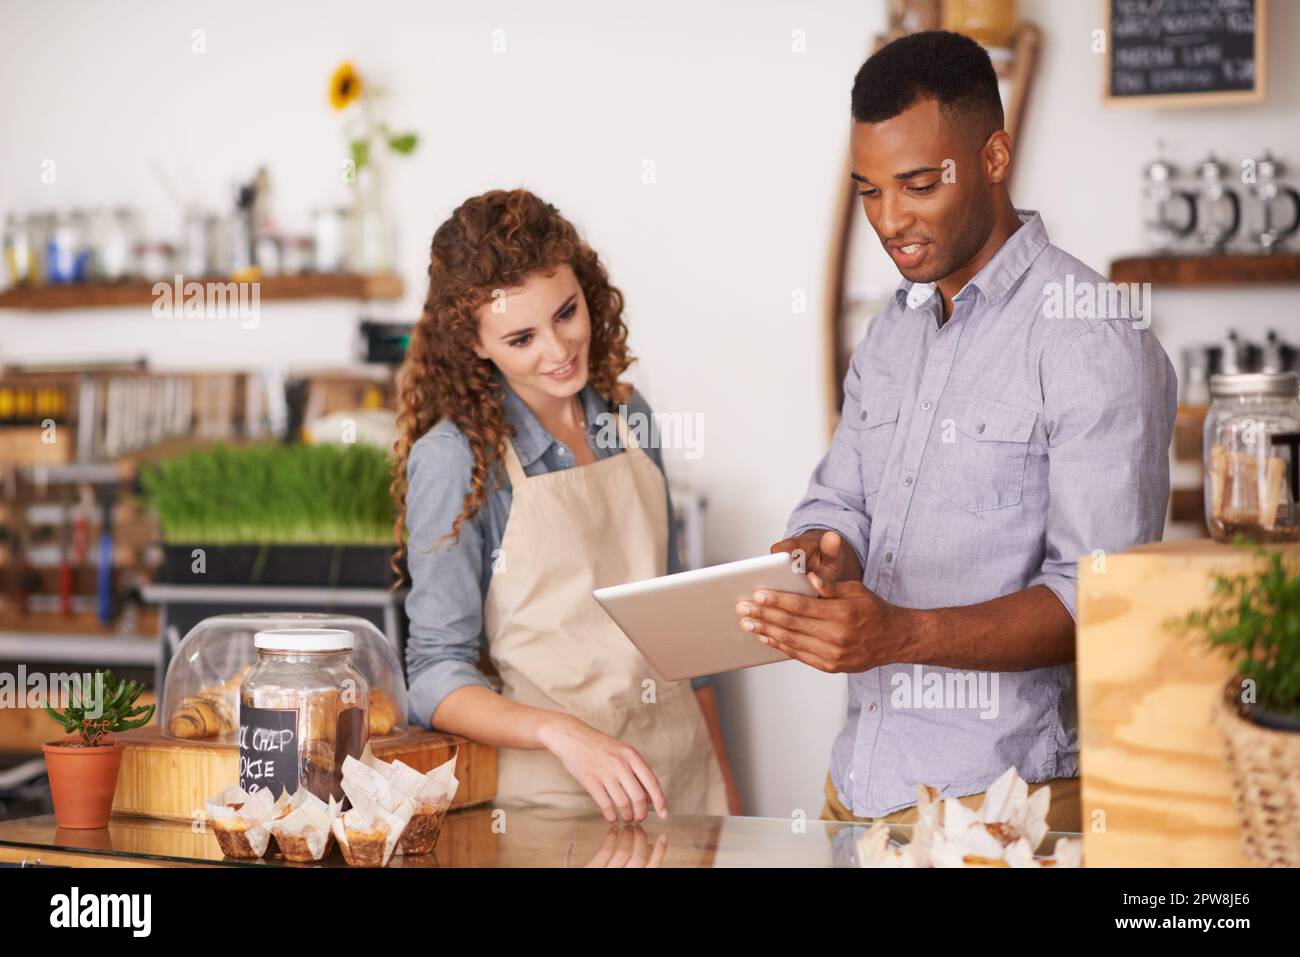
(1014, 0, 1300, 379)
(2, 0, 1297, 817)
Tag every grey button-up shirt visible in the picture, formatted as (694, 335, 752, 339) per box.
(787, 210, 1176, 817)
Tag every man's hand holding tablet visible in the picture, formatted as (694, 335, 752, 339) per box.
(767, 528, 862, 584)
(736, 529, 909, 675)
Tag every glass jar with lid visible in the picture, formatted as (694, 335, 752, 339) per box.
(161, 612, 406, 745)
(1204, 372, 1300, 542)
(239, 628, 369, 802)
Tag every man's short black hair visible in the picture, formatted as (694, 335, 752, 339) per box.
(851, 31, 1003, 138)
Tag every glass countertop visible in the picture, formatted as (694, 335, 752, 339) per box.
(0, 805, 1081, 868)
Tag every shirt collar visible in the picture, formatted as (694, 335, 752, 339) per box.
(894, 209, 1049, 312)
(498, 372, 609, 469)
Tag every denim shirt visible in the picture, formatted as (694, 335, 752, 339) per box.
(403, 378, 682, 728)
(787, 211, 1177, 817)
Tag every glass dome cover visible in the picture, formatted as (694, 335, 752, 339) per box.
(161, 612, 407, 743)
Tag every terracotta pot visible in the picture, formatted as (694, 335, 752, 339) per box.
(42, 738, 124, 829)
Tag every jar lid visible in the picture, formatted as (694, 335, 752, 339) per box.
(1209, 371, 1299, 398)
(254, 628, 354, 652)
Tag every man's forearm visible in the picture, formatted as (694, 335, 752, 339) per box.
(895, 585, 1075, 671)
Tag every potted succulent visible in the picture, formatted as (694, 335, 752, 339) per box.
(1173, 544, 1300, 866)
(42, 670, 155, 829)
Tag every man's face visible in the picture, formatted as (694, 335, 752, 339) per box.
(849, 97, 994, 285)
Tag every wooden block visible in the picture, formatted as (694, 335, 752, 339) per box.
(111, 723, 496, 821)
(0, 693, 158, 754)
(1173, 405, 1207, 463)
(0, 705, 73, 753)
(0, 428, 71, 467)
(1077, 538, 1300, 867)
(1169, 487, 1207, 527)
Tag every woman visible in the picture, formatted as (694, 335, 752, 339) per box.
(392, 189, 729, 823)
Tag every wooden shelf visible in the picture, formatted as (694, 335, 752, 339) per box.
(1109, 252, 1300, 287)
(0, 272, 404, 311)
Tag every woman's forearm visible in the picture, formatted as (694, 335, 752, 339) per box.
(431, 684, 570, 750)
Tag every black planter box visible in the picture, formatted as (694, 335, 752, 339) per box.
(162, 544, 399, 588)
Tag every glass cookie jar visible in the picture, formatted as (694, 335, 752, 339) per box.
(1203, 372, 1300, 543)
(239, 629, 369, 803)
(161, 612, 407, 745)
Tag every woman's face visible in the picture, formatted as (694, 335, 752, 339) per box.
(475, 263, 591, 406)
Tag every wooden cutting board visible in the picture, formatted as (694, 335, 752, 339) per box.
(111, 724, 496, 822)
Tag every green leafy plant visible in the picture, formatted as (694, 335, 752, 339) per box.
(139, 442, 395, 545)
(44, 670, 155, 746)
(1171, 542, 1300, 718)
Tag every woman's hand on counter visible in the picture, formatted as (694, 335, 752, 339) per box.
(431, 686, 668, 824)
(584, 825, 669, 867)
(537, 713, 668, 825)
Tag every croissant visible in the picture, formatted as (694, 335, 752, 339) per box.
(196, 690, 238, 732)
(370, 690, 397, 736)
(168, 665, 249, 739)
(168, 697, 225, 739)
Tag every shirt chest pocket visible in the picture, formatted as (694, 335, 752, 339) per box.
(926, 394, 1036, 512)
(848, 388, 902, 498)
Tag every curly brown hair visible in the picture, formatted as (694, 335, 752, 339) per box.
(391, 189, 636, 583)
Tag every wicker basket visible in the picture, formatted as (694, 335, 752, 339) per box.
(1215, 682, 1300, 867)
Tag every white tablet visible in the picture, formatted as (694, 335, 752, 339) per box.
(593, 552, 818, 681)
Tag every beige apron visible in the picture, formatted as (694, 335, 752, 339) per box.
(483, 414, 727, 814)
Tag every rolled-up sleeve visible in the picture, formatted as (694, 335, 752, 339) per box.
(784, 343, 873, 570)
(1029, 321, 1177, 619)
(403, 429, 494, 729)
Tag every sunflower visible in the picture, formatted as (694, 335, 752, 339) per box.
(329, 62, 362, 110)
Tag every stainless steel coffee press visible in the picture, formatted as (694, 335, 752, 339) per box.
(1247, 151, 1300, 252)
(1142, 154, 1197, 251)
(1194, 154, 1242, 251)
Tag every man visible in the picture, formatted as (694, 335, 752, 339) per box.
(734, 31, 1175, 830)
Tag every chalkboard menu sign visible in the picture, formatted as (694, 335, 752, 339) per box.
(1105, 0, 1266, 106)
(239, 706, 299, 798)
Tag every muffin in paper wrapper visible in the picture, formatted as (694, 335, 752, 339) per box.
(330, 790, 413, 867)
(269, 787, 335, 862)
(856, 767, 1082, 868)
(205, 784, 277, 858)
(341, 746, 459, 855)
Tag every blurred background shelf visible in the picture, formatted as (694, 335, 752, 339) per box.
(1109, 251, 1300, 287)
(0, 272, 404, 311)
(0, 630, 158, 666)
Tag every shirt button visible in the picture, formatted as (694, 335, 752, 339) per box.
(885, 552, 893, 563)
(868, 703, 878, 713)
(976, 423, 986, 434)
(902, 475, 912, 487)
(859, 410, 868, 421)
(921, 400, 932, 411)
